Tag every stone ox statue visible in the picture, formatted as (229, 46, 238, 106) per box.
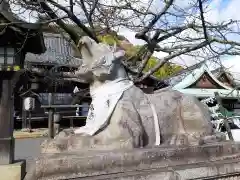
(42, 36, 225, 153)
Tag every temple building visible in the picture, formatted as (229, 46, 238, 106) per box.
(166, 61, 240, 113)
(15, 32, 89, 128)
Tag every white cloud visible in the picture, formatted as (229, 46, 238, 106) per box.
(10, 0, 85, 23)
(116, 27, 145, 45)
(219, 0, 240, 21)
(219, 55, 240, 83)
(222, 56, 240, 72)
(10, 2, 38, 23)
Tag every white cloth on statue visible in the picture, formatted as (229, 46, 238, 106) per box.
(74, 78, 133, 136)
(233, 118, 240, 128)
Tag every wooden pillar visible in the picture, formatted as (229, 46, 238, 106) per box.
(70, 117, 74, 129)
(28, 111, 32, 132)
(0, 78, 14, 165)
(48, 93, 54, 138)
(21, 106, 27, 129)
(22, 83, 28, 130)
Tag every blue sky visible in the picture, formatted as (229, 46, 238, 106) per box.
(219, 0, 231, 10)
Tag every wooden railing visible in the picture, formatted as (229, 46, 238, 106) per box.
(41, 104, 88, 138)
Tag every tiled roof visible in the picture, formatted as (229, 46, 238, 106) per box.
(164, 61, 205, 86)
(172, 63, 231, 90)
(25, 33, 82, 67)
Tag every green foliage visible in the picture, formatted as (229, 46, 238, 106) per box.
(123, 45, 183, 79)
(125, 45, 143, 57)
(98, 35, 183, 78)
(125, 46, 139, 57)
(88, 34, 183, 79)
(144, 57, 182, 79)
(97, 34, 119, 45)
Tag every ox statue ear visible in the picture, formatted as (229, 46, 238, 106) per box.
(113, 50, 125, 62)
(112, 42, 125, 62)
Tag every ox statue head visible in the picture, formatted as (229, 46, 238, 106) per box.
(77, 36, 126, 80)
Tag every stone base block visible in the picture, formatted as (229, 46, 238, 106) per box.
(27, 142, 240, 180)
(0, 161, 26, 180)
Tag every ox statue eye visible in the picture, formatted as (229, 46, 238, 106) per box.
(89, 40, 93, 45)
(102, 57, 106, 64)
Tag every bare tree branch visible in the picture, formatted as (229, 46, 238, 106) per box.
(6, 0, 240, 85)
(135, 0, 174, 40)
(47, 0, 98, 42)
(136, 40, 211, 82)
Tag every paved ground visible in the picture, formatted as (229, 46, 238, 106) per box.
(15, 137, 46, 160)
(14, 128, 48, 139)
(15, 137, 47, 171)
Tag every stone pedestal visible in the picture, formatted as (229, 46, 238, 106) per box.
(0, 161, 26, 180)
(27, 142, 240, 180)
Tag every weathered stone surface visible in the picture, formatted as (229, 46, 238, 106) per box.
(41, 37, 226, 153)
(27, 142, 240, 180)
(0, 161, 26, 180)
